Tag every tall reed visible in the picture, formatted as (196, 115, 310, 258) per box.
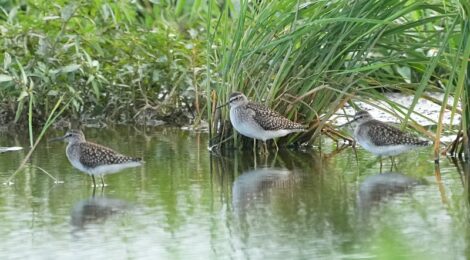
(208, 0, 469, 150)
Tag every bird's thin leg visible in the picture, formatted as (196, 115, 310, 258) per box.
(252, 139, 258, 168)
(92, 186, 96, 197)
(253, 139, 257, 155)
(254, 151, 257, 169)
(273, 139, 279, 151)
(263, 141, 269, 155)
(253, 139, 257, 169)
(379, 157, 383, 173)
(101, 176, 105, 187)
(91, 175, 96, 187)
(390, 157, 397, 171)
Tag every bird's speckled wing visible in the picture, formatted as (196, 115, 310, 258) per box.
(362, 120, 428, 146)
(78, 142, 141, 168)
(246, 102, 305, 131)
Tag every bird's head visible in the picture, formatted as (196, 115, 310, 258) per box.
(49, 129, 86, 144)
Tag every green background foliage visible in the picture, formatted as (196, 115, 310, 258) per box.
(0, 0, 469, 152)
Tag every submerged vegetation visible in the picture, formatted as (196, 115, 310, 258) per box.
(0, 0, 469, 156)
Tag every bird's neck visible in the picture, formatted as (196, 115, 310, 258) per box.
(231, 103, 246, 110)
(67, 139, 85, 147)
(359, 118, 374, 124)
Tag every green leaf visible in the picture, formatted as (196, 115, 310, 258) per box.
(3, 53, 11, 70)
(396, 66, 411, 83)
(61, 64, 81, 73)
(0, 74, 13, 82)
(61, 4, 76, 21)
(17, 90, 29, 101)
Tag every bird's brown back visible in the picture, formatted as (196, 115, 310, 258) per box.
(360, 120, 429, 146)
(77, 142, 141, 168)
(247, 102, 305, 131)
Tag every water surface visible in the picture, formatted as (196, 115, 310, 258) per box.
(0, 127, 468, 259)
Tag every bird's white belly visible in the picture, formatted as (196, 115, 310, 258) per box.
(230, 109, 293, 141)
(232, 121, 264, 139)
(88, 162, 142, 176)
(357, 138, 414, 156)
(232, 121, 292, 141)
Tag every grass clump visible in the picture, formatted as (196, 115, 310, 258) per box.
(0, 0, 469, 155)
(208, 0, 470, 152)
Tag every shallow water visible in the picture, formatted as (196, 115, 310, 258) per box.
(0, 127, 468, 259)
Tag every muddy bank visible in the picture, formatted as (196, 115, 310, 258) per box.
(332, 92, 461, 127)
(0, 102, 198, 132)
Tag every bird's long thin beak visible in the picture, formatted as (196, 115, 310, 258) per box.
(48, 135, 66, 143)
(216, 102, 229, 109)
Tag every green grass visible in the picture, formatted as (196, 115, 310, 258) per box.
(208, 0, 470, 153)
(0, 0, 469, 155)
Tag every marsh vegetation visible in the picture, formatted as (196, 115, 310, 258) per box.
(1, 1, 470, 258)
(0, 1, 468, 155)
(0, 0, 470, 149)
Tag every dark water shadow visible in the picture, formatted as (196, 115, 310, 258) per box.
(210, 148, 433, 254)
(448, 157, 470, 258)
(449, 157, 470, 195)
(70, 189, 132, 235)
(209, 149, 326, 203)
(357, 172, 424, 223)
(231, 167, 301, 215)
(210, 149, 343, 253)
(210, 148, 326, 176)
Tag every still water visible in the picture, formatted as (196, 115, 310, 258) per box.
(0, 127, 468, 259)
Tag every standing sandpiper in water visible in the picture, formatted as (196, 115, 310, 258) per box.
(340, 110, 430, 168)
(217, 92, 306, 152)
(50, 130, 143, 187)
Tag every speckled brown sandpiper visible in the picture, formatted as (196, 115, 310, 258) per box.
(217, 92, 306, 151)
(50, 130, 142, 187)
(341, 111, 429, 166)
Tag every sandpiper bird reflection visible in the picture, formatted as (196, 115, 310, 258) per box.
(218, 92, 306, 152)
(50, 130, 142, 187)
(341, 111, 430, 167)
